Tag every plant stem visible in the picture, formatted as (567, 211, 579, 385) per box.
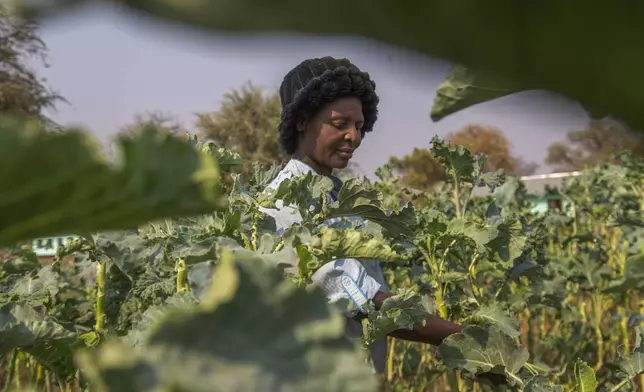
(95, 261, 106, 332)
(250, 210, 259, 251)
(176, 258, 187, 293)
(36, 364, 43, 387)
(609, 378, 629, 392)
(45, 370, 52, 392)
(3, 349, 18, 392)
(387, 337, 396, 382)
(467, 253, 481, 300)
(14, 353, 21, 389)
(453, 175, 462, 219)
(445, 370, 460, 392)
(274, 240, 285, 252)
(591, 293, 604, 371)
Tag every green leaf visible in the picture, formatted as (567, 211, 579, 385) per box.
(479, 169, 506, 190)
(186, 133, 243, 172)
(0, 117, 222, 247)
(246, 161, 285, 193)
(431, 66, 610, 123)
(487, 220, 527, 263)
(430, 137, 477, 182)
(490, 178, 520, 208)
(0, 303, 86, 377)
(603, 251, 644, 293)
(431, 64, 525, 122)
(94, 231, 161, 275)
(77, 249, 378, 392)
(125, 292, 199, 347)
(262, 171, 332, 208)
(523, 376, 564, 392)
(187, 261, 217, 301)
(363, 287, 427, 346)
(618, 351, 644, 385)
(211, 237, 301, 276)
(465, 303, 520, 339)
(282, 226, 313, 248)
(206, 143, 244, 171)
(437, 324, 528, 387)
(441, 271, 468, 283)
(9, 265, 61, 299)
(617, 327, 644, 383)
(447, 219, 499, 250)
(573, 359, 597, 392)
(508, 256, 540, 282)
(328, 178, 417, 237)
(309, 227, 410, 263)
(257, 232, 277, 253)
(166, 237, 219, 265)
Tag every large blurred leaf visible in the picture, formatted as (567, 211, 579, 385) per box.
(77, 249, 378, 392)
(12, 1, 644, 129)
(0, 117, 222, 246)
(431, 65, 610, 122)
(431, 64, 525, 121)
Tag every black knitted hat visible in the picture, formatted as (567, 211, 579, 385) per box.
(278, 56, 379, 155)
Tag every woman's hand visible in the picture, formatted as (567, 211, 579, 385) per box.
(373, 291, 463, 346)
(310, 261, 463, 346)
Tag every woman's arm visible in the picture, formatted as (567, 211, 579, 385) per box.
(308, 258, 462, 345)
(373, 291, 463, 346)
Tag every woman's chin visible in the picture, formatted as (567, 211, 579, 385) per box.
(330, 158, 350, 169)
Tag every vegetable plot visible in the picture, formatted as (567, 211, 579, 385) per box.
(0, 119, 643, 391)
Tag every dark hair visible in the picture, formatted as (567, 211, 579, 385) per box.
(278, 57, 379, 155)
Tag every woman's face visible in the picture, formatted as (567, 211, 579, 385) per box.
(295, 97, 364, 176)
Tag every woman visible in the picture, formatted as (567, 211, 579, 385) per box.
(261, 57, 463, 374)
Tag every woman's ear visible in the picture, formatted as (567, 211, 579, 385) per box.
(297, 119, 306, 133)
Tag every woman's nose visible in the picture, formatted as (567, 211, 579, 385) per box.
(345, 127, 362, 146)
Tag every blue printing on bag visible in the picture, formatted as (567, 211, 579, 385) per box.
(339, 273, 369, 312)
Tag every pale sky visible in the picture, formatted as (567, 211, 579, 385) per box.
(35, 2, 590, 177)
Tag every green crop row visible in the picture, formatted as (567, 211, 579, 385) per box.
(0, 120, 642, 392)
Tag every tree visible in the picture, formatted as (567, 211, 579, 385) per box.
(545, 118, 644, 172)
(195, 82, 287, 172)
(388, 148, 447, 190)
(513, 157, 540, 177)
(119, 110, 186, 136)
(0, 10, 63, 125)
(102, 111, 187, 161)
(389, 125, 538, 191)
(446, 124, 538, 175)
